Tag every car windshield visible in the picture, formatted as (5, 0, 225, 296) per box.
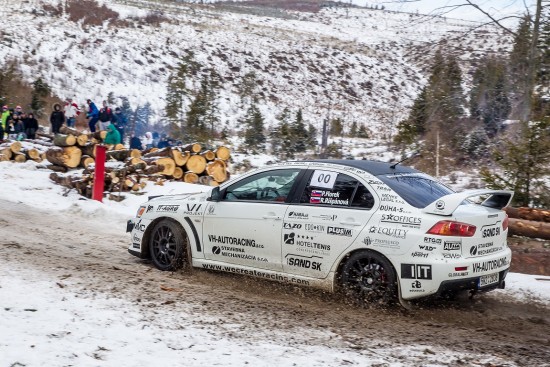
(377, 173, 454, 208)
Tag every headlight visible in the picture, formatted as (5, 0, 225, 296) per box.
(136, 206, 146, 218)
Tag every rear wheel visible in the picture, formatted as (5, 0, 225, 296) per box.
(340, 251, 397, 305)
(149, 219, 188, 271)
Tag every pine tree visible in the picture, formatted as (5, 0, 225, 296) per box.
(537, 16, 550, 92)
(243, 100, 266, 153)
(166, 59, 195, 137)
(134, 102, 152, 138)
(330, 117, 344, 136)
(349, 120, 358, 137)
(481, 117, 550, 207)
(357, 124, 369, 138)
(509, 16, 533, 120)
(469, 57, 511, 136)
(305, 123, 318, 150)
(30, 78, 51, 117)
(291, 109, 308, 153)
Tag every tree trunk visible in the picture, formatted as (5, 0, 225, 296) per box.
(0, 147, 13, 160)
(183, 143, 202, 153)
(185, 154, 207, 174)
(53, 134, 77, 147)
(46, 146, 82, 168)
(0, 153, 9, 162)
(12, 152, 26, 163)
(206, 159, 227, 182)
(173, 167, 184, 179)
(509, 218, 550, 240)
(80, 143, 97, 158)
(214, 146, 231, 161)
(106, 149, 132, 161)
(142, 157, 176, 176)
(171, 149, 189, 166)
(505, 207, 550, 223)
(80, 155, 95, 168)
(184, 172, 199, 183)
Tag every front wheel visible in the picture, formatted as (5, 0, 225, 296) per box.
(149, 219, 188, 271)
(340, 251, 397, 305)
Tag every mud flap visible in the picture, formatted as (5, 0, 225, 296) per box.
(397, 280, 416, 310)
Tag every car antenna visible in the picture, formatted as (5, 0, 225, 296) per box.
(389, 151, 420, 169)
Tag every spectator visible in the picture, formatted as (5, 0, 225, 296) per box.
(129, 135, 143, 150)
(143, 132, 153, 149)
(63, 98, 80, 128)
(103, 124, 121, 145)
(157, 134, 171, 149)
(86, 99, 99, 132)
(1, 106, 10, 139)
(98, 100, 113, 131)
(14, 105, 23, 117)
(23, 113, 39, 139)
(152, 131, 160, 148)
(13, 117, 25, 140)
(112, 107, 127, 142)
(5, 109, 15, 138)
(50, 103, 65, 134)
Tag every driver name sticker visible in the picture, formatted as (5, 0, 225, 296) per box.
(311, 170, 337, 189)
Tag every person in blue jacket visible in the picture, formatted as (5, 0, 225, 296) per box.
(86, 99, 99, 132)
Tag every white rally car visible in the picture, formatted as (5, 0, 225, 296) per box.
(127, 160, 513, 305)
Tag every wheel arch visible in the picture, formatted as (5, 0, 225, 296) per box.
(333, 248, 398, 291)
(141, 216, 189, 259)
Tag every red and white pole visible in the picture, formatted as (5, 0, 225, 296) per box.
(92, 144, 107, 202)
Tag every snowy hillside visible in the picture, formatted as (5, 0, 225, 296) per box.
(0, 0, 510, 138)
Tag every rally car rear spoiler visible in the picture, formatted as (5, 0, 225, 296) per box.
(422, 189, 514, 216)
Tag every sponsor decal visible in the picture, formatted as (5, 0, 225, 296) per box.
(310, 197, 321, 204)
(481, 224, 501, 238)
(411, 280, 425, 292)
(132, 242, 140, 249)
(208, 235, 264, 248)
(443, 253, 461, 259)
(435, 200, 445, 210)
(424, 237, 442, 244)
(443, 241, 461, 251)
(135, 220, 146, 232)
(380, 193, 405, 204)
(369, 226, 408, 239)
(367, 179, 384, 185)
(285, 254, 322, 271)
(381, 214, 421, 228)
(448, 271, 469, 278)
(375, 185, 392, 192)
(472, 257, 509, 273)
(183, 203, 203, 215)
(362, 236, 400, 248)
(284, 223, 303, 230)
(470, 242, 501, 256)
(132, 233, 141, 243)
(212, 245, 265, 261)
(284, 233, 295, 245)
(312, 214, 338, 221)
(418, 245, 435, 251)
(157, 205, 180, 213)
(379, 205, 404, 213)
(207, 205, 215, 215)
(411, 251, 429, 258)
(288, 211, 309, 220)
(200, 264, 310, 286)
(310, 190, 349, 205)
(305, 223, 324, 232)
(311, 170, 337, 189)
(327, 226, 353, 237)
(401, 264, 432, 280)
(146, 205, 154, 213)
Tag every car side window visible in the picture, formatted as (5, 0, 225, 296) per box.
(224, 169, 301, 202)
(300, 171, 374, 209)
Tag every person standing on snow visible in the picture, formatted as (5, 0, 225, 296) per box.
(1, 105, 10, 139)
(112, 107, 127, 143)
(63, 98, 80, 128)
(50, 104, 65, 134)
(23, 113, 39, 139)
(86, 99, 100, 132)
(103, 124, 121, 145)
(98, 100, 113, 131)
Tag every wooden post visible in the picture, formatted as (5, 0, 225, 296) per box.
(93, 145, 107, 202)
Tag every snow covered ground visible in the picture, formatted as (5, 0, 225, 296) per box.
(0, 160, 549, 366)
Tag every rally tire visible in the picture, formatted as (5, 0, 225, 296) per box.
(340, 250, 397, 306)
(149, 219, 188, 271)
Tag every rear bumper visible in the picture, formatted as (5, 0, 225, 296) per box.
(436, 268, 509, 295)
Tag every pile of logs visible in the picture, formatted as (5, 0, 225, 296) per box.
(505, 207, 550, 240)
(1, 125, 231, 199)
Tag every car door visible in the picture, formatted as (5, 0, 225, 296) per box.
(282, 168, 377, 279)
(203, 168, 303, 272)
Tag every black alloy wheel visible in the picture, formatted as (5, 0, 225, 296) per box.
(149, 219, 188, 271)
(340, 251, 397, 305)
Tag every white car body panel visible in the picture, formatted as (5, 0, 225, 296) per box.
(127, 161, 513, 301)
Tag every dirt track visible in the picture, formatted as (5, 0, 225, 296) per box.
(1, 200, 549, 366)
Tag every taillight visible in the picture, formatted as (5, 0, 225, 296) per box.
(503, 214, 509, 231)
(426, 220, 476, 237)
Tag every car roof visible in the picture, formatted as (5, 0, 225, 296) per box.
(304, 159, 421, 176)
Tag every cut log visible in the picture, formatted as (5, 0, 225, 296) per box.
(142, 157, 176, 176)
(12, 152, 26, 163)
(127, 157, 145, 166)
(171, 149, 189, 167)
(76, 134, 88, 146)
(172, 167, 184, 179)
(143, 147, 173, 159)
(508, 218, 550, 240)
(48, 164, 68, 173)
(215, 146, 231, 161)
(36, 131, 54, 140)
(23, 139, 53, 147)
(183, 143, 202, 154)
(53, 134, 77, 147)
(198, 175, 213, 186)
(115, 144, 125, 150)
(91, 131, 107, 141)
(45, 146, 82, 168)
(0, 147, 13, 160)
(186, 154, 207, 174)
(184, 172, 199, 183)
(80, 143, 97, 158)
(80, 155, 95, 168)
(23, 148, 41, 161)
(130, 149, 141, 159)
(201, 150, 216, 161)
(10, 141, 22, 153)
(206, 159, 227, 182)
(505, 207, 550, 223)
(0, 153, 10, 162)
(106, 149, 131, 161)
(59, 126, 85, 136)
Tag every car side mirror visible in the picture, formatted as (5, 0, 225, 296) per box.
(209, 186, 221, 202)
